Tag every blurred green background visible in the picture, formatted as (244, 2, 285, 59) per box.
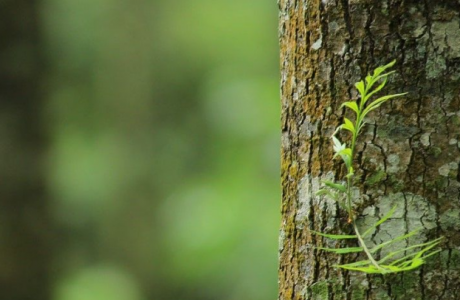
(0, 0, 279, 299)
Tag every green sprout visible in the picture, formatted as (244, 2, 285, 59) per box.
(315, 60, 442, 274)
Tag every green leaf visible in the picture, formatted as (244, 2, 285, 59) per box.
(364, 70, 396, 104)
(389, 249, 437, 269)
(336, 260, 371, 267)
(417, 249, 441, 261)
(337, 265, 384, 274)
(337, 261, 424, 274)
(372, 92, 407, 107)
(311, 231, 357, 240)
(337, 148, 352, 158)
(341, 118, 356, 134)
(323, 180, 347, 193)
(370, 228, 421, 253)
(315, 190, 345, 207)
(362, 92, 407, 118)
(363, 77, 388, 103)
(365, 75, 372, 87)
(393, 258, 425, 271)
(413, 239, 442, 259)
(336, 260, 385, 273)
(373, 60, 396, 77)
(341, 101, 359, 114)
(316, 189, 338, 199)
(355, 80, 365, 97)
(362, 205, 397, 237)
(379, 237, 443, 264)
(317, 247, 363, 254)
(392, 238, 443, 266)
(374, 71, 396, 82)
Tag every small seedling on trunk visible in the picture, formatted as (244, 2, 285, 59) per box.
(315, 60, 442, 274)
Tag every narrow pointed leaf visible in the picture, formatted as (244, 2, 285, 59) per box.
(418, 249, 442, 260)
(389, 241, 441, 266)
(341, 101, 359, 114)
(317, 247, 363, 254)
(374, 70, 396, 82)
(316, 189, 338, 200)
(413, 240, 441, 259)
(379, 237, 443, 264)
(371, 92, 408, 107)
(365, 75, 372, 86)
(395, 258, 424, 270)
(336, 260, 371, 267)
(374, 60, 396, 76)
(311, 231, 357, 240)
(367, 70, 396, 90)
(364, 77, 388, 103)
(362, 93, 407, 118)
(355, 81, 365, 97)
(323, 180, 347, 193)
(385, 247, 439, 268)
(362, 205, 397, 237)
(341, 118, 356, 134)
(337, 264, 383, 274)
(370, 228, 421, 253)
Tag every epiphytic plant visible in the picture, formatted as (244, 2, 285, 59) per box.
(315, 60, 442, 274)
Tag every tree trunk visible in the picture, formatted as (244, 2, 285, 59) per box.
(279, 1, 460, 299)
(0, 1, 51, 299)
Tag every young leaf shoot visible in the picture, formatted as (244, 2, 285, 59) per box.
(314, 60, 442, 274)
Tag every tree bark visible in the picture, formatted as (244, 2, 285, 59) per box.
(279, 0, 460, 299)
(0, 1, 51, 299)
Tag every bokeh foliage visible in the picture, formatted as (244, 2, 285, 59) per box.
(40, 0, 280, 299)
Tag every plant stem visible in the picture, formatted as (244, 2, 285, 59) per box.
(346, 89, 386, 272)
(353, 222, 386, 272)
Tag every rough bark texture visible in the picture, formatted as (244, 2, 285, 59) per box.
(0, 1, 51, 299)
(279, 0, 460, 299)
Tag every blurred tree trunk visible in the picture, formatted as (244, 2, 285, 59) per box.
(279, 0, 460, 299)
(0, 1, 51, 299)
